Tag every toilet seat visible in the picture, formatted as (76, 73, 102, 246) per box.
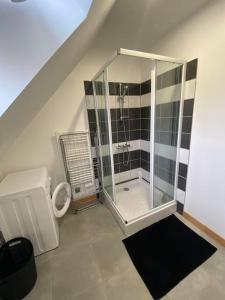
(52, 182, 71, 218)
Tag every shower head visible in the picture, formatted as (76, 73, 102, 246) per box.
(122, 85, 129, 97)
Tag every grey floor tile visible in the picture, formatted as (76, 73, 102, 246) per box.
(23, 205, 225, 300)
(52, 244, 102, 300)
(201, 248, 225, 285)
(167, 266, 225, 300)
(90, 234, 133, 281)
(105, 268, 152, 300)
(71, 283, 107, 300)
(24, 256, 52, 300)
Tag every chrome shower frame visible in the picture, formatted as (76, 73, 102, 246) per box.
(92, 48, 187, 235)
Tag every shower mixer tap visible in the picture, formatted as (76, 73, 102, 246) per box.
(117, 143, 130, 150)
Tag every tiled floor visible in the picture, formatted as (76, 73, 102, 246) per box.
(25, 204, 225, 300)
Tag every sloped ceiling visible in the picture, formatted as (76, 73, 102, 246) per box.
(96, 0, 213, 50)
(0, 0, 116, 158)
(0, 0, 213, 159)
(0, 0, 92, 116)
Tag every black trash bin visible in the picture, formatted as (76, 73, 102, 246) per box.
(0, 237, 37, 300)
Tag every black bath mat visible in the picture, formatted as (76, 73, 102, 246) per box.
(123, 215, 217, 299)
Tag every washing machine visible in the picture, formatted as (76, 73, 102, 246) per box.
(0, 168, 71, 256)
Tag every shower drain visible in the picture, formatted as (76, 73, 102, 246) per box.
(123, 187, 130, 191)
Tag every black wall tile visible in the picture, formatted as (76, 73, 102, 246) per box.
(141, 150, 150, 162)
(141, 118, 150, 130)
(177, 202, 184, 214)
(141, 80, 151, 95)
(158, 132, 177, 147)
(157, 167, 174, 184)
(181, 133, 191, 149)
(84, 81, 93, 95)
(110, 109, 117, 121)
(130, 159, 140, 169)
(112, 132, 117, 143)
(130, 150, 141, 160)
(111, 121, 117, 132)
(179, 163, 188, 178)
(89, 122, 97, 132)
(113, 153, 119, 164)
(117, 131, 127, 143)
(141, 159, 150, 171)
(117, 119, 129, 131)
(158, 156, 175, 174)
(160, 117, 178, 132)
(141, 106, 150, 118)
(178, 176, 187, 191)
(183, 99, 194, 116)
(90, 132, 95, 146)
(157, 65, 182, 90)
(129, 108, 141, 119)
(87, 109, 96, 123)
(160, 101, 180, 118)
(114, 164, 120, 174)
(118, 152, 129, 164)
(120, 162, 131, 172)
(182, 117, 192, 133)
(141, 129, 150, 141)
(186, 59, 198, 81)
(130, 130, 140, 141)
(155, 105, 161, 117)
(118, 108, 129, 120)
(129, 119, 141, 130)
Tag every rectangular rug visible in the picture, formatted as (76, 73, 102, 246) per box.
(123, 215, 217, 299)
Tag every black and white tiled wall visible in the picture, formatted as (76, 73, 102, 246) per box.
(84, 58, 197, 213)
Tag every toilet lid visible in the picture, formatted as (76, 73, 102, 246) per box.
(52, 182, 71, 218)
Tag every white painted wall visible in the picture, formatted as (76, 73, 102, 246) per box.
(151, 0, 225, 238)
(108, 55, 142, 82)
(0, 0, 115, 160)
(1, 47, 143, 188)
(0, 47, 110, 187)
(0, 0, 92, 116)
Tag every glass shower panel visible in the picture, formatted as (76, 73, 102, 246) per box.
(153, 61, 183, 208)
(93, 72, 114, 200)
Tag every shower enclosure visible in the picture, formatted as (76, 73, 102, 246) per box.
(92, 49, 186, 234)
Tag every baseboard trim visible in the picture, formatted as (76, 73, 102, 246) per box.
(183, 211, 225, 247)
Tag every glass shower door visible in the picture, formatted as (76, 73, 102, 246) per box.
(153, 60, 183, 208)
(93, 71, 115, 201)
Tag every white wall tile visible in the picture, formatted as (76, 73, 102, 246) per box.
(176, 188, 185, 204)
(184, 79, 196, 100)
(141, 169, 150, 182)
(141, 93, 151, 107)
(154, 176, 174, 198)
(86, 95, 94, 109)
(155, 143, 177, 161)
(128, 96, 141, 108)
(156, 84, 181, 104)
(109, 95, 117, 109)
(140, 139, 150, 152)
(130, 168, 140, 179)
(114, 173, 120, 184)
(91, 146, 96, 158)
(119, 170, 131, 182)
(179, 148, 189, 164)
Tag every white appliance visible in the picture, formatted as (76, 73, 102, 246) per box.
(0, 168, 71, 256)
